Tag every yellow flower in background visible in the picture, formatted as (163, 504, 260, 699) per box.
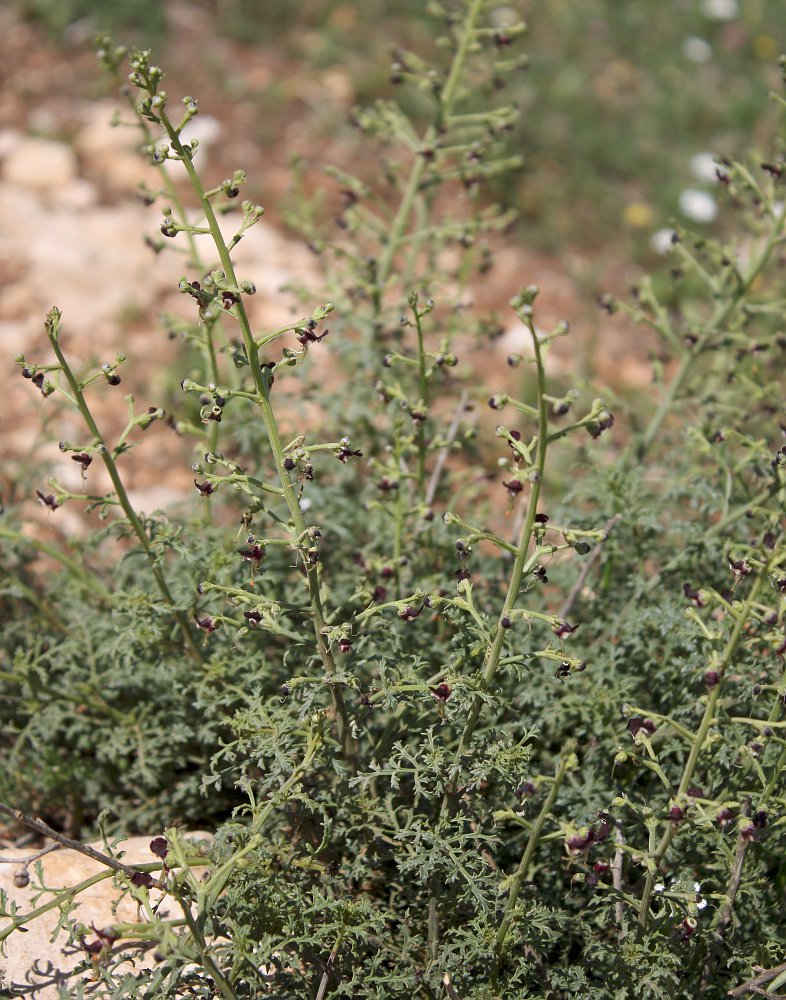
(624, 202, 654, 228)
(753, 35, 778, 60)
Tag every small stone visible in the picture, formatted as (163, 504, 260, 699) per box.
(2, 137, 78, 189)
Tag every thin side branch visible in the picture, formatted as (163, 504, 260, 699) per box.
(728, 962, 786, 997)
(0, 802, 164, 890)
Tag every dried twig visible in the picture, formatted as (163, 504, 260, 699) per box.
(0, 802, 164, 890)
(728, 962, 786, 997)
(612, 818, 626, 934)
(0, 842, 60, 865)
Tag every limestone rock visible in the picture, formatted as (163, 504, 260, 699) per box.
(0, 832, 212, 999)
(1, 137, 78, 190)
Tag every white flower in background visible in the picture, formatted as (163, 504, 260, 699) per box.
(679, 188, 718, 223)
(490, 6, 518, 28)
(690, 152, 719, 183)
(683, 36, 712, 63)
(651, 228, 677, 254)
(694, 882, 708, 910)
(701, 0, 738, 20)
(299, 498, 313, 511)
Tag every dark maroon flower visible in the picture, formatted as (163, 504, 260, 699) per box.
(627, 717, 657, 737)
(533, 565, 548, 583)
(585, 872, 598, 888)
(377, 477, 398, 492)
(92, 924, 118, 946)
(728, 554, 752, 579)
(243, 610, 262, 627)
(741, 824, 757, 842)
(553, 620, 579, 639)
(149, 837, 168, 859)
(704, 670, 720, 688)
(36, 490, 60, 511)
(687, 787, 704, 798)
(752, 810, 767, 828)
(399, 603, 424, 622)
(716, 808, 735, 827)
(515, 781, 536, 799)
(194, 615, 219, 633)
(129, 871, 154, 888)
(679, 917, 697, 940)
(534, 513, 549, 524)
(586, 410, 614, 439)
(372, 585, 388, 602)
(502, 478, 523, 498)
(455, 568, 471, 582)
(431, 682, 452, 701)
(194, 480, 216, 496)
(593, 861, 610, 873)
(71, 452, 93, 470)
(565, 829, 594, 854)
(668, 806, 685, 823)
(683, 583, 707, 608)
(238, 543, 265, 563)
(501, 616, 513, 629)
(335, 444, 363, 463)
(297, 324, 329, 346)
(338, 638, 352, 653)
(380, 566, 394, 579)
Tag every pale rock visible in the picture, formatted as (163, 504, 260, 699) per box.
(53, 178, 98, 210)
(0, 128, 22, 160)
(0, 833, 213, 999)
(1, 137, 78, 189)
(73, 100, 159, 196)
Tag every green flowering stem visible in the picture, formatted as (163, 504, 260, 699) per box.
(494, 747, 574, 964)
(449, 301, 549, 771)
(636, 204, 786, 460)
(156, 108, 354, 770)
(45, 309, 203, 661)
(373, 0, 486, 303)
(636, 564, 770, 931)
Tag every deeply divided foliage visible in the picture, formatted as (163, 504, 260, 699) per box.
(1, 3, 785, 998)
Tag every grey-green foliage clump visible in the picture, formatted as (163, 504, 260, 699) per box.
(1, 3, 785, 998)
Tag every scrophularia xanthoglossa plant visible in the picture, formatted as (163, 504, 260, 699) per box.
(1, 3, 785, 997)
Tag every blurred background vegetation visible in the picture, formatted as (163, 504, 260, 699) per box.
(10, 0, 786, 269)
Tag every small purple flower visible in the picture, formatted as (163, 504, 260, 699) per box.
(683, 583, 707, 608)
(431, 682, 452, 701)
(553, 620, 579, 639)
(149, 837, 168, 859)
(194, 480, 216, 496)
(194, 615, 219, 633)
(243, 610, 262, 628)
(36, 490, 60, 511)
(626, 717, 657, 738)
